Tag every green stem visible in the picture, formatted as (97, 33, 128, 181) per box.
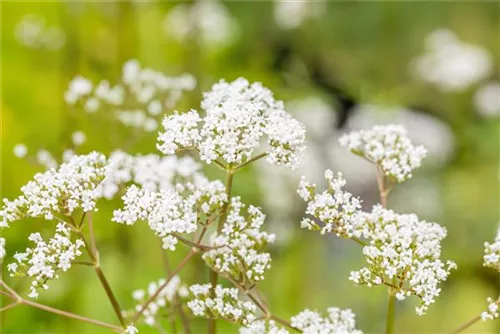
(385, 289, 396, 334)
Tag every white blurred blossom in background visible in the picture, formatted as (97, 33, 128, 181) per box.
(274, 0, 325, 30)
(15, 15, 65, 50)
(474, 81, 500, 118)
(412, 29, 493, 92)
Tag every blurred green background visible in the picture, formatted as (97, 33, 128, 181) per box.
(1, 1, 499, 333)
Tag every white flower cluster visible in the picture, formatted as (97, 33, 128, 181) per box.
(339, 124, 427, 182)
(7, 223, 84, 299)
(240, 320, 289, 334)
(274, 0, 324, 30)
(15, 14, 65, 50)
(483, 228, 500, 272)
(97, 150, 203, 200)
(112, 180, 227, 250)
(349, 205, 456, 316)
(64, 60, 195, 132)
(124, 324, 139, 334)
(187, 284, 257, 326)
(297, 170, 362, 238)
(128, 276, 188, 326)
(290, 308, 362, 334)
(0, 152, 107, 227)
(481, 297, 500, 321)
(157, 78, 306, 169)
(203, 197, 275, 284)
(412, 29, 492, 91)
(163, 1, 237, 46)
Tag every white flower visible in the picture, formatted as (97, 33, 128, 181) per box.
(339, 124, 427, 182)
(36, 149, 57, 169)
(240, 320, 289, 334)
(1, 152, 107, 227)
(127, 276, 187, 326)
(480, 297, 500, 321)
(297, 170, 362, 238)
(483, 227, 500, 272)
(113, 179, 227, 250)
(188, 284, 257, 326)
(15, 15, 65, 50)
(71, 131, 86, 146)
(274, 0, 324, 30)
(13, 144, 28, 158)
(412, 29, 492, 91)
(8, 223, 84, 298)
(474, 82, 500, 118)
(290, 307, 363, 334)
(157, 78, 306, 169)
(349, 205, 456, 315)
(124, 324, 139, 334)
(203, 197, 275, 284)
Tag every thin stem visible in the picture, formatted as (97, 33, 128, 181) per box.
(375, 165, 389, 209)
(451, 295, 500, 334)
(351, 236, 368, 246)
(234, 153, 268, 171)
(385, 288, 396, 334)
(270, 315, 300, 333)
(0, 301, 20, 312)
(22, 298, 122, 332)
(72, 260, 95, 267)
(76, 215, 126, 328)
(132, 250, 196, 323)
(173, 233, 213, 251)
(94, 266, 126, 328)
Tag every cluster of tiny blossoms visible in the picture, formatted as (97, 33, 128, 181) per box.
(203, 197, 276, 285)
(64, 60, 195, 132)
(240, 320, 289, 334)
(8, 223, 84, 298)
(97, 150, 203, 200)
(480, 228, 500, 321)
(297, 170, 362, 237)
(157, 78, 306, 169)
(112, 179, 227, 250)
(349, 205, 456, 315)
(290, 308, 362, 334)
(0, 152, 107, 227)
(126, 276, 189, 327)
(339, 124, 427, 182)
(187, 284, 257, 326)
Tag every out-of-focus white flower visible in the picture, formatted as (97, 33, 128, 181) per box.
(158, 78, 306, 169)
(0, 152, 107, 227)
(474, 82, 500, 117)
(8, 223, 84, 299)
(15, 15, 65, 50)
(274, 0, 325, 30)
(13, 144, 28, 158)
(71, 131, 86, 146)
(287, 97, 335, 140)
(163, 1, 238, 46)
(483, 227, 500, 272)
(124, 324, 139, 334)
(127, 276, 187, 327)
(339, 124, 427, 183)
(36, 149, 58, 169)
(412, 28, 492, 91)
(240, 320, 289, 334)
(188, 284, 257, 326)
(290, 308, 363, 334)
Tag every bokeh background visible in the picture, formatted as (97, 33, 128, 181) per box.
(1, 1, 499, 333)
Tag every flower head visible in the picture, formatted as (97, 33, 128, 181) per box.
(1, 152, 107, 227)
(339, 124, 427, 182)
(188, 284, 257, 326)
(8, 223, 84, 298)
(290, 307, 363, 334)
(483, 227, 500, 272)
(157, 78, 306, 169)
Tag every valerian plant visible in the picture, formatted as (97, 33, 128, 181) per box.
(1, 71, 498, 334)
